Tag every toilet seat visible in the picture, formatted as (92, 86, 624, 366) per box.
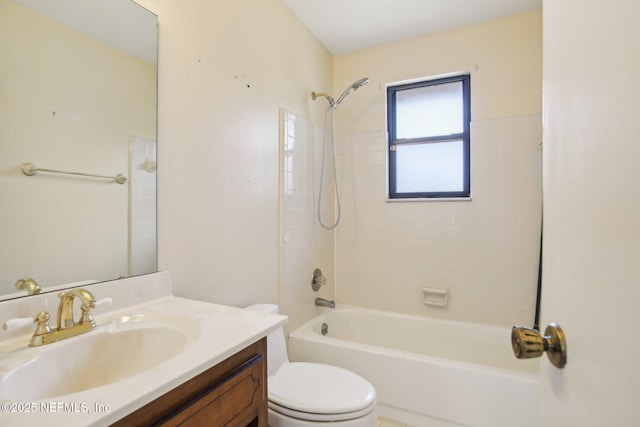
(269, 362, 376, 422)
(268, 400, 376, 422)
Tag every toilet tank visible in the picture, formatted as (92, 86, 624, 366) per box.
(245, 304, 289, 376)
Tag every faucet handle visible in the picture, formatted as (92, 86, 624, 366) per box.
(78, 297, 112, 325)
(2, 312, 52, 345)
(311, 268, 327, 291)
(94, 298, 113, 309)
(30, 312, 53, 347)
(2, 316, 36, 332)
(32, 312, 52, 336)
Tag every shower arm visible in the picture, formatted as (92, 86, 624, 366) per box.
(311, 92, 335, 107)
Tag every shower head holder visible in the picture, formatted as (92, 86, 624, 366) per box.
(311, 91, 335, 107)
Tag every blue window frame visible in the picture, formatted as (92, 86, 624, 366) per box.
(387, 74, 471, 199)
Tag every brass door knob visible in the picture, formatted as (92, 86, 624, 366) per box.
(511, 323, 567, 369)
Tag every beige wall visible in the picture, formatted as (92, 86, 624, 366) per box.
(333, 10, 543, 326)
(333, 9, 542, 132)
(140, 0, 333, 308)
(2, 0, 541, 329)
(0, 0, 156, 291)
(135, 0, 540, 327)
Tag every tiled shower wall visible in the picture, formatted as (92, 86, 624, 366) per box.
(277, 10, 542, 329)
(128, 136, 157, 276)
(332, 10, 543, 327)
(335, 115, 542, 327)
(279, 109, 335, 332)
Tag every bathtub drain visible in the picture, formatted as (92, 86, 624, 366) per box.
(321, 323, 328, 336)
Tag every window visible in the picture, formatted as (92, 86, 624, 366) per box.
(387, 75, 470, 199)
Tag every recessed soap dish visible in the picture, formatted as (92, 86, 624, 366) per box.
(422, 287, 448, 307)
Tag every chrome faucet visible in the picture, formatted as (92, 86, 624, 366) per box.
(315, 298, 335, 309)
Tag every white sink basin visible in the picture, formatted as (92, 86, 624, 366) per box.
(0, 315, 199, 400)
(0, 280, 288, 427)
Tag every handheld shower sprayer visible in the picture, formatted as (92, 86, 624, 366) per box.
(335, 77, 369, 107)
(310, 77, 369, 230)
(311, 77, 369, 110)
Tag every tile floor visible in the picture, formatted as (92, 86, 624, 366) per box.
(377, 417, 407, 427)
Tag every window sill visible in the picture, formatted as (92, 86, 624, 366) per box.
(385, 197, 472, 203)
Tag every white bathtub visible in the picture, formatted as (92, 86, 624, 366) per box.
(288, 306, 538, 427)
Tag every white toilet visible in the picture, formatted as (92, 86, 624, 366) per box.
(246, 304, 377, 427)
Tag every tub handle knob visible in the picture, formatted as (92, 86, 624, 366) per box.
(311, 268, 327, 291)
(511, 323, 567, 369)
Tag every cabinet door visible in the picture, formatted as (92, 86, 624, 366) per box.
(110, 338, 267, 427)
(158, 355, 264, 427)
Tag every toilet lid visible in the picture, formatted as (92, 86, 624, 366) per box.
(269, 362, 376, 416)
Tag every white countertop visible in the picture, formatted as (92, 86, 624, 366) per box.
(0, 272, 287, 427)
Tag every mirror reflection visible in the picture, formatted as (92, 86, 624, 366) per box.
(0, 0, 158, 299)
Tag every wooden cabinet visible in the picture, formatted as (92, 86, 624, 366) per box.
(111, 338, 267, 427)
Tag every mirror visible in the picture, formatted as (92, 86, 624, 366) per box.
(0, 0, 158, 300)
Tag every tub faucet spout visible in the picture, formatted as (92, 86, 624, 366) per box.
(315, 298, 335, 309)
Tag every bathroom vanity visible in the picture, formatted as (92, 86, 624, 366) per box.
(111, 338, 267, 426)
(0, 272, 286, 427)
(0, 3, 280, 425)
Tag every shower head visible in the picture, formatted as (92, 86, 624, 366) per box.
(335, 77, 369, 108)
(311, 77, 369, 109)
(352, 77, 370, 90)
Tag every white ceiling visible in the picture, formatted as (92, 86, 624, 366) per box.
(282, 0, 542, 55)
